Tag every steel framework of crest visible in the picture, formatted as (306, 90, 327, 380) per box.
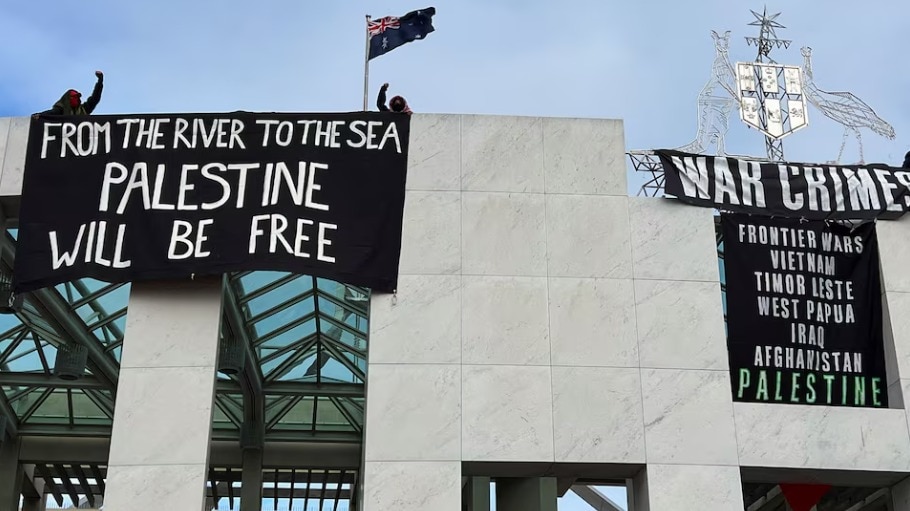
(628, 8, 897, 197)
(743, 6, 797, 161)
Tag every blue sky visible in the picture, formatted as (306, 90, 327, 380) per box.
(2, 0, 906, 172)
(1, 2, 904, 509)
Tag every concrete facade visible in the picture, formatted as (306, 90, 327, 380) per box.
(359, 113, 910, 510)
(1, 114, 910, 509)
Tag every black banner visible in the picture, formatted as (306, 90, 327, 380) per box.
(722, 213, 887, 407)
(14, 112, 410, 293)
(658, 149, 910, 221)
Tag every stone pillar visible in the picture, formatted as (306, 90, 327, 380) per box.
(21, 464, 46, 511)
(876, 218, 910, 409)
(628, 200, 745, 510)
(104, 279, 223, 510)
(495, 477, 556, 511)
(462, 476, 490, 511)
(22, 496, 46, 511)
(892, 476, 910, 509)
(240, 447, 263, 511)
(0, 436, 23, 511)
(633, 464, 744, 511)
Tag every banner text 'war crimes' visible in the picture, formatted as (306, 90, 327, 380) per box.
(14, 112, 411, 294)
(38, 117, 402, 269)
(659, 151, 910, 221)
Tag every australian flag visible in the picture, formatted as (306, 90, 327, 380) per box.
(368, 7, 436, 60)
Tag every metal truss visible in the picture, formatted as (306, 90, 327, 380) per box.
(570, 484, 625, 511)
(206, 467, 358, 511)
(0, 229, 369, 511)
(628, 151, 666, 198)
(221, 273, 368, 443)
(0, 232, 119, 389)
(222, 276, 265, 448)
(22, 463, 106, 508)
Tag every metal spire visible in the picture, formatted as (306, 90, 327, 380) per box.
(745, 6, 791, 63)
(742, 6, 794, 160)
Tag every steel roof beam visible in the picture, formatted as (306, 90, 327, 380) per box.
(210, 430, 363, 444)
(53, 463, 82, 507)
(0, 390, 18, 438)
(27, 290, 119, 388)
(71, 464, 95, 507)
(35, 464, 64, 508)
(570, 485, 625, 511)
(17, 424, 112, 438)
(0, 372, 107, 389)
(222, 276, 264, 448)
(216, 380, 364, 398)
(0, 235, 119, 389)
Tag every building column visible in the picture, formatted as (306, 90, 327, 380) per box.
(21, 464, 46, 511)
(21, 496, 46, 511)
(495, 477, 556, 511)
(462, 476, 490, 511)
(240, 447, 263, 511)
(104, 279, 223, 511)
(0, 436, 23, 511)
(891, 476, 910, 509)
(632, 464, 744, 511)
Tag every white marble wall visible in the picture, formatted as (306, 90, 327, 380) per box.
(0, 117, 26, 197)
(361, 113, 910, 510)
(879, 216, 910, 405)
(364, 113, 739, 510)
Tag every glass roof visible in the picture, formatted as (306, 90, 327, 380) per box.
(0, 228, 369, 441)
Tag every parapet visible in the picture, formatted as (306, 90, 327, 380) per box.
(0, 114, 629, 207)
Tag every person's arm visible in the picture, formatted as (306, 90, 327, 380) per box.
(83, 71, 104, 114)
(376, 82, 389, 111)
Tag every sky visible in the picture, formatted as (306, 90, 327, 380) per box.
(2, 0, 907, 175)
(1, 1, 905, 510)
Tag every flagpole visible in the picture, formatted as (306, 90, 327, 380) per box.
(363, 15, 371, 111)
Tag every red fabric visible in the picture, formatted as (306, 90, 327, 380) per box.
(780, 483, 830, 511)
(69, 90, 81, 108)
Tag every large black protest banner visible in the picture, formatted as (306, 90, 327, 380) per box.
(722, 213, 887, 407)
(658, 149, 910, 221)
(14, 112, 410, 293)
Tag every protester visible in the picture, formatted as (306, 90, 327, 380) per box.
(377, 82, 411, 114)
(38, 71, 104, 116)
(903, 151, 910, 168)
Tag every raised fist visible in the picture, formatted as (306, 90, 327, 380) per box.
(95, 70, 104, 79)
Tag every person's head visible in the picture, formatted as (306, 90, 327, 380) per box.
(389, 95, 408, 113)
(67, 89, 82, 108)
(904, 151, 910, 169)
